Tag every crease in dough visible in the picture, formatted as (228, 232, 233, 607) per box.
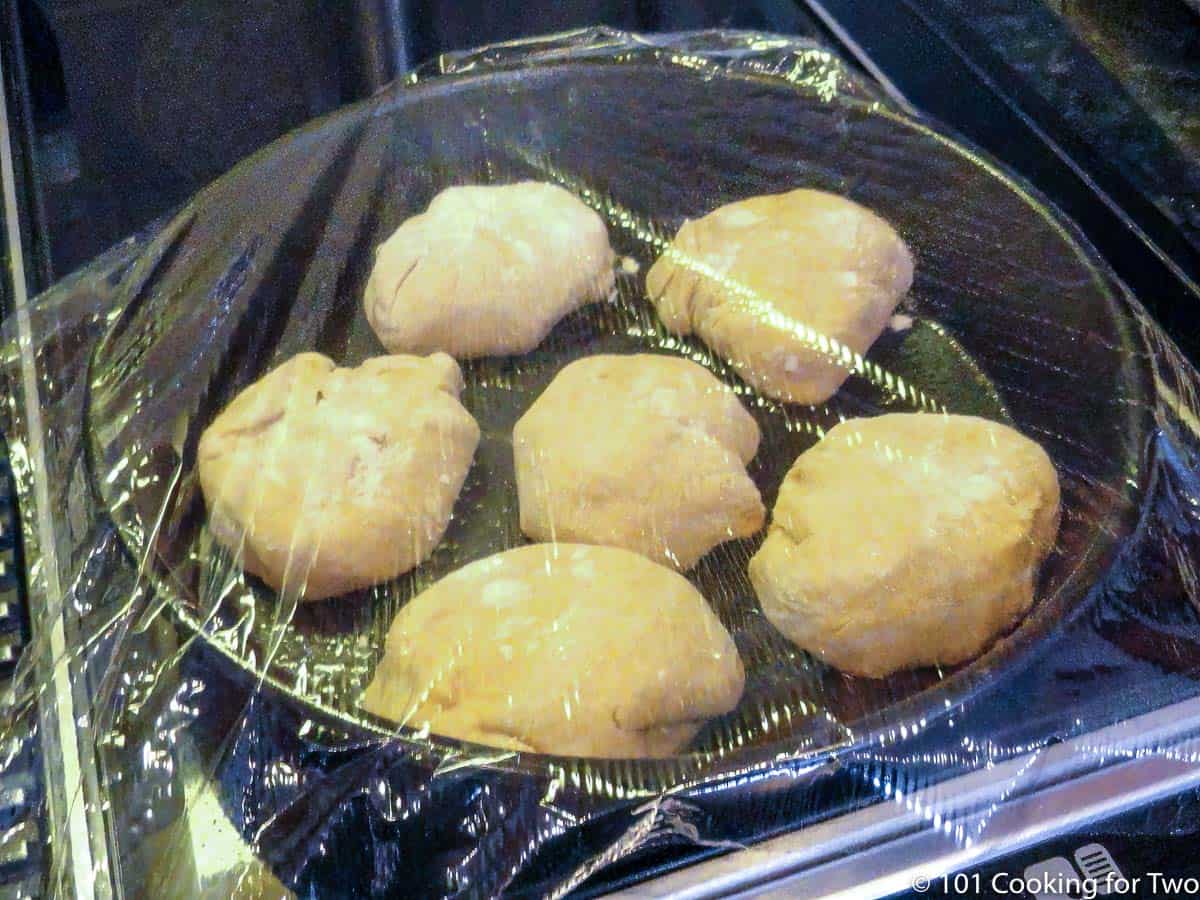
(646, 188, 914, 405)
(198, 351, 480, 601)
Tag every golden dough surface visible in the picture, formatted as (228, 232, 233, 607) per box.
(646, 188, 914, 404)
(362, 543, 745, 758)
(198, 352, 479, 601)
(749, 413, 1060, 677)
(365, 181, 615, 358)
(513, 353, 765, 570)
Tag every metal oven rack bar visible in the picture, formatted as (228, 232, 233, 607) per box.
(0, 30, 108, 897)
(617, 695, 1200, 897)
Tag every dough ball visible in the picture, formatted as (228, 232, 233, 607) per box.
(749, 413, 1060, 678)
(364, 181, 616, 358)
(513, 354, 765, 570)
(361, 543, 744, 758)
(198, 352, 480, 601)
(646, 188, 914, 404)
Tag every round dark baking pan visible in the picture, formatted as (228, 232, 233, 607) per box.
(83, 52, 1153, 797)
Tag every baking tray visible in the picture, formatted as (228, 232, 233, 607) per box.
(79, 45, 1153, 801)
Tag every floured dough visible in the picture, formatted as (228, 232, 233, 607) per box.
(646, 188, 914, 404)
(198, 352, 479, 601)
(364, 181, 616, 358)
(361, 543, 745, 758)
(513, 354, 765, 570)
(749, 413, 1060, 678)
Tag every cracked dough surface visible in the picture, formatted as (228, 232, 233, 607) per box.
(513, 354, 765, 570)
(645, 188, 914, 404)
(364, 181, 616, 358)
(361, 543, 745, 758)
(198, 352, 479, 601)
(749, 413, 1060, 678)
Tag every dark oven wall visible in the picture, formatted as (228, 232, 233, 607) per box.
(16, 0, 818, 282)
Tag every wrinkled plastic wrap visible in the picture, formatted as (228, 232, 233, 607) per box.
(5, 27, 1200, 898)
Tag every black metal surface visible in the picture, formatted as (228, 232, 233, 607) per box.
(1, 0, 50, 299)
(805, 0, 1200, 366)
(12, 0, 833, 282)
(931, 0, 1200, 254)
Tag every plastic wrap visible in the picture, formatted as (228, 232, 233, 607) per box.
(4, 27, 1200, 898)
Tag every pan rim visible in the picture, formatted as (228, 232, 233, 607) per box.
(82, 54, 1154, 793)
